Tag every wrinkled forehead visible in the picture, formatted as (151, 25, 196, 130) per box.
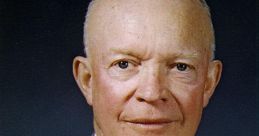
(86, 0, 213, 57)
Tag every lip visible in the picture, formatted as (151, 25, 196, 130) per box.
(126, 118, 173, 124)
(124, 118, 173, 130)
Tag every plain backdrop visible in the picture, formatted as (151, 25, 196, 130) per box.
(0, 0, 256, 136)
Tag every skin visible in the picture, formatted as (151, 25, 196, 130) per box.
(73, 0, 222, 136)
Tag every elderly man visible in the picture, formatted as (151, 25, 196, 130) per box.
(73, 0, 222, 136)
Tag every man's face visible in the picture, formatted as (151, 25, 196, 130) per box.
(74, 0, 222, 136)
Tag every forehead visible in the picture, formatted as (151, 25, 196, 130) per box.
(86, 0, 212, 59)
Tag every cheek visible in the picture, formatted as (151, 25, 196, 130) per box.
(183, 85, 204, 114)
(92, 74, 119, 114)
(180, 69, 207, 112)
(92, 67, 138, 116)
(170, 81, 205, 120)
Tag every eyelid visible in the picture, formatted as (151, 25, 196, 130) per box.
(111, 58, 140, 67)
(169, 62, 195, 70)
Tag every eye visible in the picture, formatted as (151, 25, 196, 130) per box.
(168, 62, 196, 82)
(109, 59, 139, 80)
(117, 61, 129, 69)
(176, 63, 188, 71)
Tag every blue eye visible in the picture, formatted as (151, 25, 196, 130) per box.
(176, 63, 188, 71)
(117, 61, 129, 69)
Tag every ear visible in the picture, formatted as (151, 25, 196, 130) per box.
(73, 56, 93, 106)
(203, 60, 223, 107)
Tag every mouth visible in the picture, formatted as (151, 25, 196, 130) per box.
(124, 118, 173, 130)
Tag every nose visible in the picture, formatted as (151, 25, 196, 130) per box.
(135, 68, 168, 103)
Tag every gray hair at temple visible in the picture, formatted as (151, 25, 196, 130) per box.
(83, 0, 216, 59)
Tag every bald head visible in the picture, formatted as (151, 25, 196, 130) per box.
(74, 1, 223, 136)
(83, 0, 215, 59)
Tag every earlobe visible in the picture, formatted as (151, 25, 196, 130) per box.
(73, 56, 93, 106)
(203, 60, 223, 107)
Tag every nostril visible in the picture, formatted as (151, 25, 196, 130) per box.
(137, 97, 167, 102)
(161, 98, 167, 102)
(137, 97, 145, 102)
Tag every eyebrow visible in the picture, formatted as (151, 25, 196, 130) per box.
(110, 48, 143, 59)
(110, 47, 201, 60)
(154, 50, 201, 61)
(174, 52, 200, 59)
